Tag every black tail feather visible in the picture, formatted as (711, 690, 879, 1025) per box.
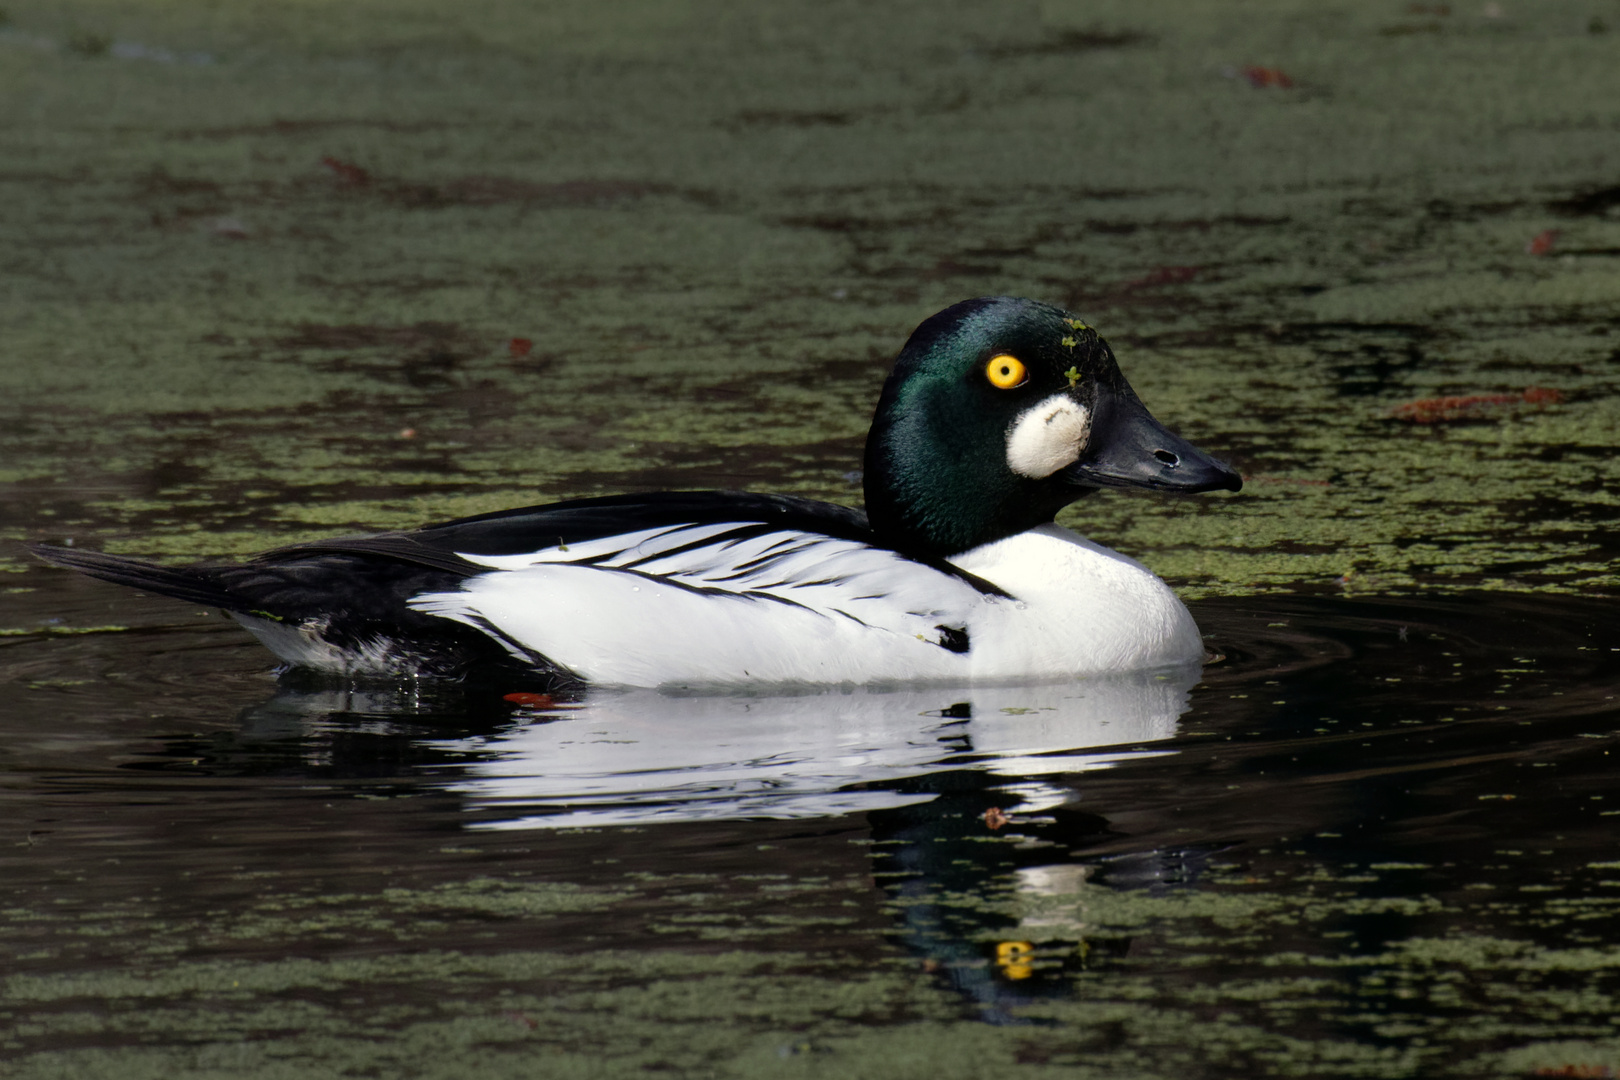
(29, 542, 550, 679)
(29, 544, 241, 611)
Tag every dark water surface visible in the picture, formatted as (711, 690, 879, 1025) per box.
(4, 581, 1619, 1078)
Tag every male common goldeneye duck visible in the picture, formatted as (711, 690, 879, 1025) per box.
(32, 297, 1241, 687)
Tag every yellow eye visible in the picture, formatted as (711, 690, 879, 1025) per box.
(985, 354, 1027, 389)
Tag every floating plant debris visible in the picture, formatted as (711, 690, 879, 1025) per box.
(1390, 386, 1564, 424)
(320, 155, 372, 186)
(1526, 229, 1560, 255)
(1242, 66, 1295, 89)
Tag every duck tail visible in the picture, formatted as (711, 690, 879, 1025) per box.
(29, 543, 242, 611)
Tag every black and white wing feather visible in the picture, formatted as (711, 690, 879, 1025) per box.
(408, 518, 1003, 686)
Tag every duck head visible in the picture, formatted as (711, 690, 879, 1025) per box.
(863, 296, 1242, 558)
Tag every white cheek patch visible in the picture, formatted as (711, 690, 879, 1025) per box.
(1005, 393, 1091, 479)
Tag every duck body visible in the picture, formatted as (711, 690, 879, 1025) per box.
(407, 506, 1202, 686)
(32, 298, 1240, 688)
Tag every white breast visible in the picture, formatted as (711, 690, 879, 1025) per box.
(406, 521, 1203, 687)
(947, 523, 1206, 677)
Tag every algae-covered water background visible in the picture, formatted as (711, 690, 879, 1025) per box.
(3, 1, 1620, 1077)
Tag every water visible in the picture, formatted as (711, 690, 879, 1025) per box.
(3, 0, 1619, 1075)
(3, 582, 1618, 1077)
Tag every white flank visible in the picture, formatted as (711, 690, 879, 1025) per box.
(408, 523, 992, 686)
(404, 519, 1205, 687)
(1005, 393, 1090, 479)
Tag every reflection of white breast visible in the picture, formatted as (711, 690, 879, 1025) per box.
(432, 666, 1200, 828)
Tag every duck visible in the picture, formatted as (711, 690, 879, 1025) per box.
(31, 297, 1241, 688)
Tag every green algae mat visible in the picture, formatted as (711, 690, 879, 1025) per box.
(3, 0, 1620, 1077)
(3, 0, 1617, 593)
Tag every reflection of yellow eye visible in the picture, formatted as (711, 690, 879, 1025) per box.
(985, 354, 1027, 389)
(995, 940, 1036, 980)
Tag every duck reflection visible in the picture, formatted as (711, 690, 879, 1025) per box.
(192, 664, 1206, 1020)
(864, 775, 1222, 1023)
(425, 666, 1200, 828)
(212, 666, 1200, 822)
(421, 668, 1206, 1018)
